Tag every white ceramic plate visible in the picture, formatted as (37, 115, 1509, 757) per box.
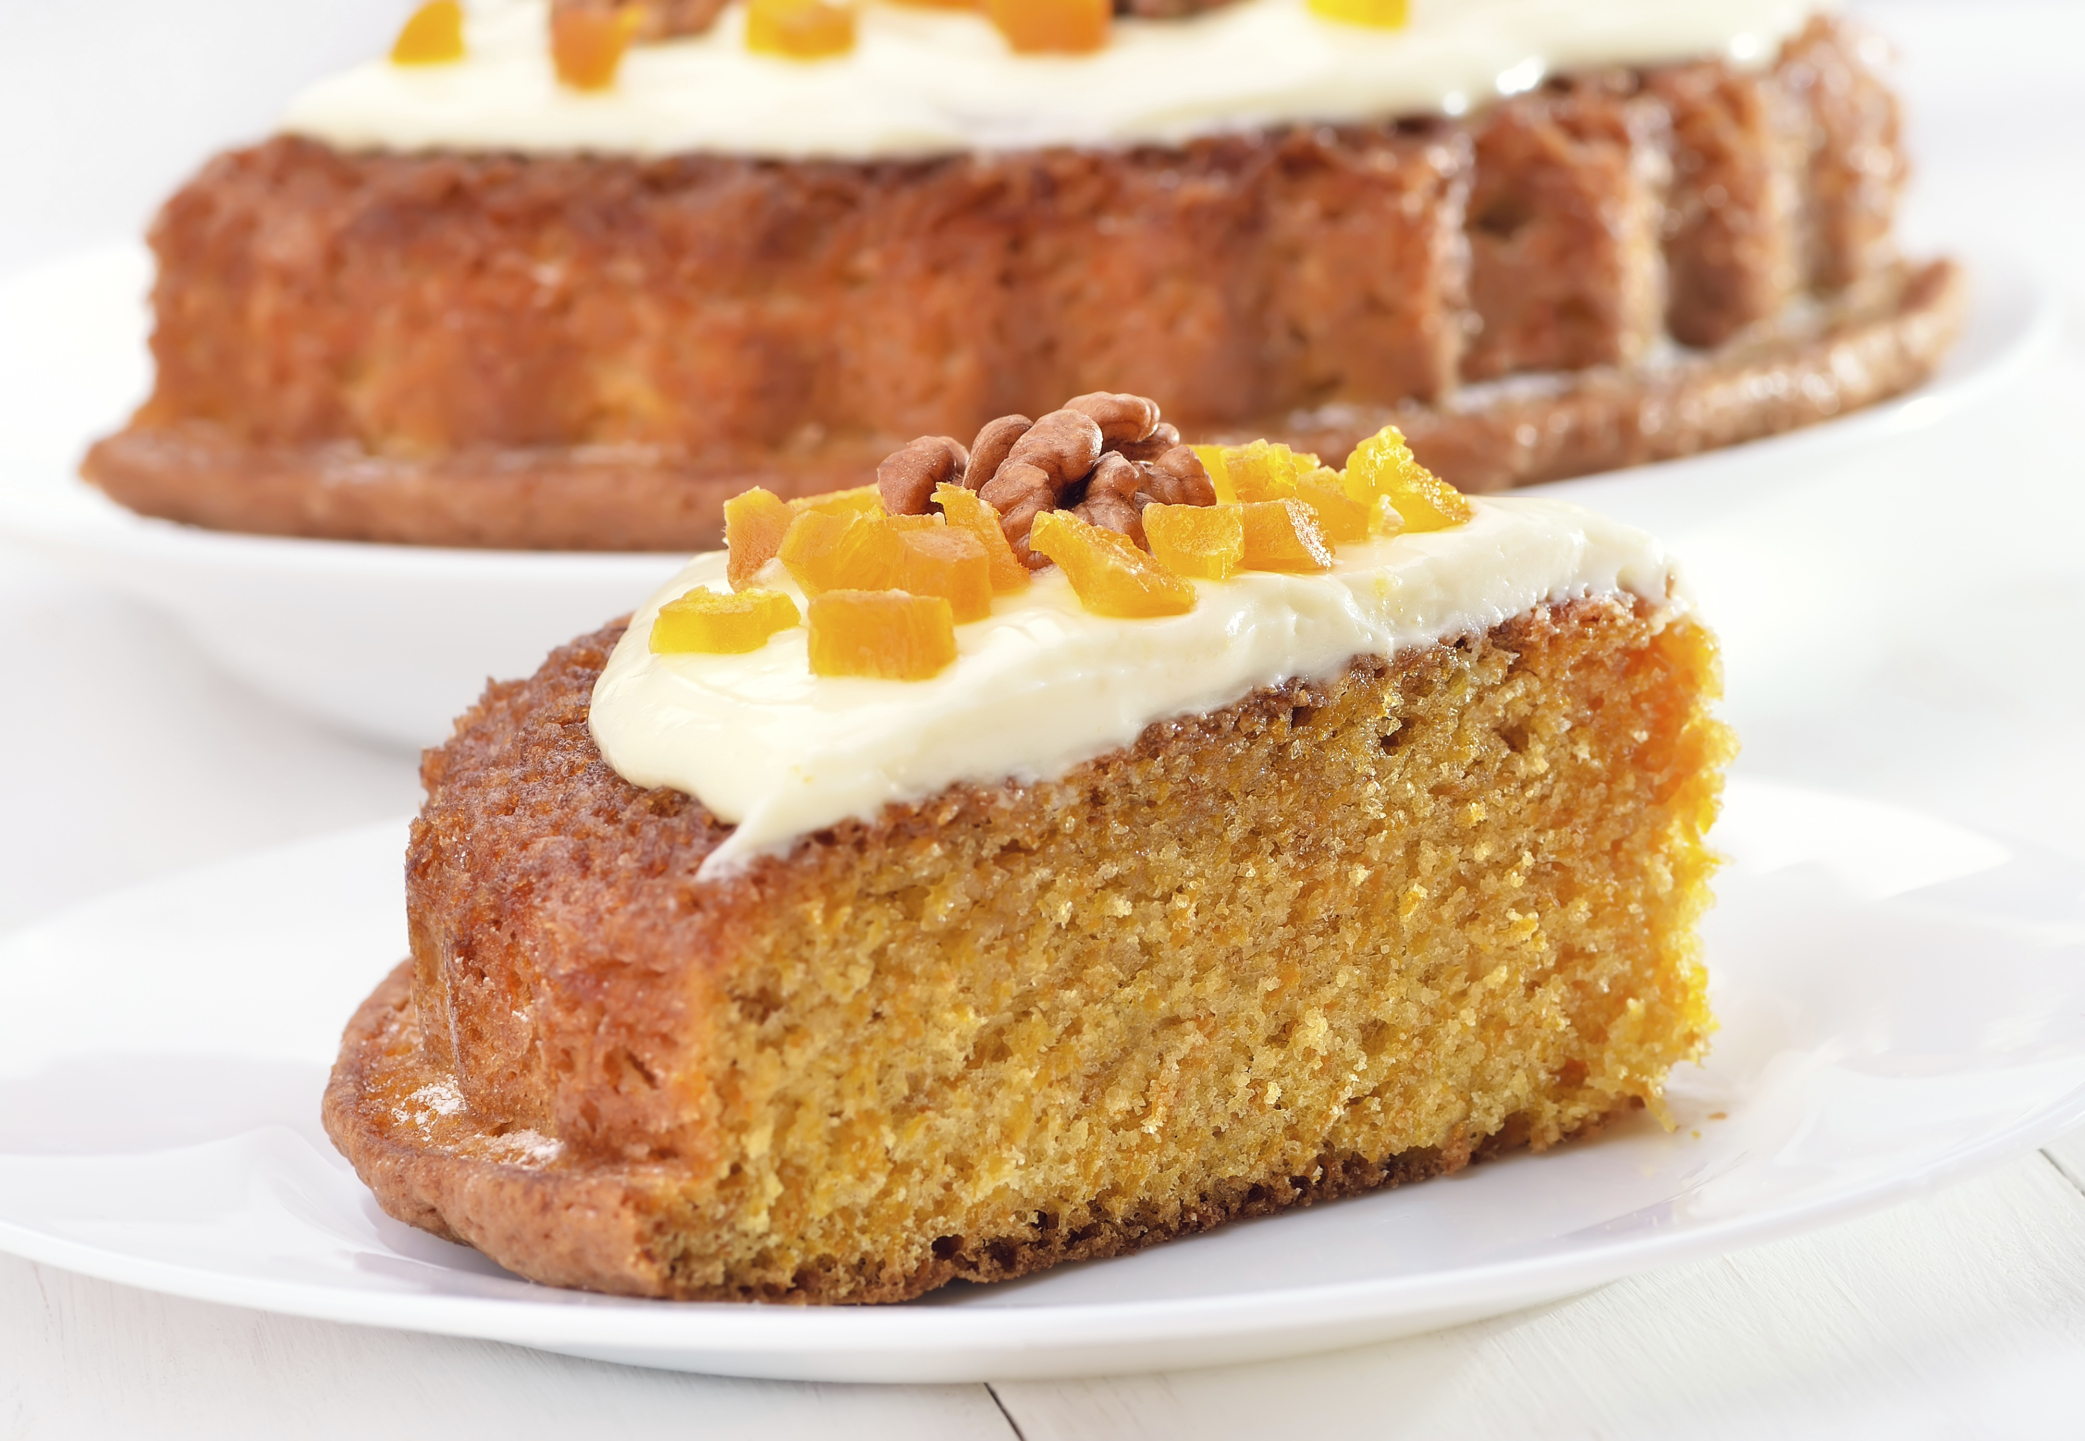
(0, 245, 2060, 751)
(0, 777, 2080, 1383)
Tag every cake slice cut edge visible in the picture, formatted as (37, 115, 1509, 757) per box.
(324, 591, 1731, 1304)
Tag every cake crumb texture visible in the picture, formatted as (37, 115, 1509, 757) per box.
(326, 594, 1732, 1302)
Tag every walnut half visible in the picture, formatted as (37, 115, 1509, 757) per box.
(878, 392, 1217, 568)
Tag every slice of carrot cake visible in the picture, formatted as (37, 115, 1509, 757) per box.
(324, 392, 1732, 1301)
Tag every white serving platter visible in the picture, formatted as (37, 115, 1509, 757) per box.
(0, 245, 2058, 751)
(1, 777, 2079, 1383)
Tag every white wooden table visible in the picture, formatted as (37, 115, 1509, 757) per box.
(5, 1, 2085, 1433)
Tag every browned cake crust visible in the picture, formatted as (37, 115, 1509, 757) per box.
(85, 17, 1930, 550)
(329, 955, 1628, 1301)
(1254, 256, 1964, 494)
(87, 256, 1961, 550)
(325, 596, 1725, 1302)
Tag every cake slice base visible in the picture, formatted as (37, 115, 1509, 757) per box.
(325, 595, 1730, 1303)
(328, 957, 1637, 1303)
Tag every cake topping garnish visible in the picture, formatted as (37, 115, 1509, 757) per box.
(915, 392, 1214, 567)
(390, 1, 466, 64)
(807, 590, 957, 679)
(931, 484, 1030, 594)
(876, 435, 969, 516)
(1071, 452, 1147, 548)
(652, 392, 1468, 675)
(1238, 497, 1335, 573)
(1305, 0, 1410, 28)
(1343, 426, 1474, 533)
(534, 0, 1260, 70)
(746, 0, 860, 59)
(777, 505, 942, 595)
(553, 0, 729, 41)
(552, 6, 643, 88)
(890, 526, 993, 622)
(723, 486, 795, 589)
(651, 586, 800, 653)
(1029, 510, 1198, 617)
(1143, 501, 1244, 580)
(988, 0, 1112, 54)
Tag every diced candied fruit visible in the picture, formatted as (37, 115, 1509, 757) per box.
(1239, 498, 1334, 573)
(1194, 438, 1335, 504)
(650, 587, 800, 655)
(1030, 511, 1197, 618)
(1196, 440, 1293, 505)
(777, 508, 850, 594)
(1343, 425, 1472, 533)
(1289, 467, 1371, 545)
(746, 0, 857, 59)
(808, 591, 957, 680)
(833, 518, 908, 591)
(895, 528, 993, 623)
(552, 6, 642, 89)
(934, 483, 1030, 595)
(987, 0, 1109, 54)
(789, 484, 886, 519)
(391, 0, 465, 64)
(778, 510, 903, 595)
(724, 486, 795, 590)
(1193, 441, 1364, 549)
(1305, 0, 1409, 28)
(1143, 503, 1245, 581)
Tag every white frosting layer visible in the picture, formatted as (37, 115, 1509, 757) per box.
(589, 496, 1687, 877)
(284, 0, 1817, 160)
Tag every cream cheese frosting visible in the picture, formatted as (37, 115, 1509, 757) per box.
(283, 0, 1819, 161)
(588, 495, 1688, 877)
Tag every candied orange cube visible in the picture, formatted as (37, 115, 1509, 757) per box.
(552, 6, 642, 89)
(746, 0, 857, 58)
(895, 528, 993, 623)
(1029, 511, 1196, 618)
(1343, 425, 1471, 533)
(391, 0, 465, 64)
(1289, 467, 1371, 545)
(1240, 499, 1334, 573)
(1229, 442, 1308, 504)
(1143, 503, 1245, 581)
(829, 517, 907, 589)
(934, 483, 1029, 595)
(1195, 441, 1260, 505)
(789, 484, 887, 520)
(808, 591, 957, 680)
(987, 0, 1108, 54)
(776, 509, 852, 594)
(778, 510, 906, 595)
(724, 486, 794, 590)
(1306, 0, 1408, 28)
(650, 587, 800, 655)
(1194, 440, 1324, 507)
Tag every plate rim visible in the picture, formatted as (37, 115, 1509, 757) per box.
(1, 782, 2082, 1380)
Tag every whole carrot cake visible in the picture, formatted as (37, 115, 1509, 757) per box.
(82, 0, 1954, 551)
(323, 393, 1734, 1301)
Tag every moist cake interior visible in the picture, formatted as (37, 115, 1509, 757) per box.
(327, 590, 1729, 1302)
